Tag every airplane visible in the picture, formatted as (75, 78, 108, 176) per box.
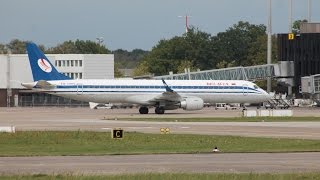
(22, 42, 271, 114)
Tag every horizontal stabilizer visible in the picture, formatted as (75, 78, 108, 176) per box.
(34, 80, 55, 89)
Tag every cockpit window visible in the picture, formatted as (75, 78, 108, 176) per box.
(253, 85, 259, 89)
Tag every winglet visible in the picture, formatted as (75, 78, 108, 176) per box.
(162, 79, 174, 92)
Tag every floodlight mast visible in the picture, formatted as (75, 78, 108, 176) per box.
(267, 0, 272, 93)
(289, 0, 292, 33)
(308, 0, 312, 22)
(178, 15, 191, 33)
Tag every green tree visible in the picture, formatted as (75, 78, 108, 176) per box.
(212, 21, 267, 67)
(0, 44, 8, 54)
(133, 60, 150, 76)
(247, 34, 278, 65)
(137, 27, 213, 76)
(292, 19, 308, 33)
(113, 48, 148, 69)
(7, 39, 28, 54)
(46, 39, 110, 54)
(114, 62, 124, 78)
(177, 60, 195, 73)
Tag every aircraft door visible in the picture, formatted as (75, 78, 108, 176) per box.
(77, 83, 83, 95)
(243, 84, 248, 96)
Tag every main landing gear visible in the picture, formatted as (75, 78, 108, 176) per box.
(155, 107, 165, 114)
(138, 107, 165, 114)
(139, 107, 149, 114)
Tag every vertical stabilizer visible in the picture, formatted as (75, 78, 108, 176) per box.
(26, 42, 71, 81)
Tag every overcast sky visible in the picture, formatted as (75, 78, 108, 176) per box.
(0, 0, 319, 50)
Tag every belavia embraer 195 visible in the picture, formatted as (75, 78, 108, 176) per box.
(22, 43, 271, 114)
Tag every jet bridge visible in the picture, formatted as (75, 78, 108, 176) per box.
(154, 64, 278, 81)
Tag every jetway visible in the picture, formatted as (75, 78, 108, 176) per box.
(154, 64, 279, 81)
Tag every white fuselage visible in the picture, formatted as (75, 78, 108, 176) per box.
(32, 79, 271, 105)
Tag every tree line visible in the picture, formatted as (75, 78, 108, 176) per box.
(134, 21, 278, 76)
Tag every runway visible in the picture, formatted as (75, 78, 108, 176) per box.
(1, 153, 319, 175)
(1, 107, 320, 175)
(1, 108, 320, 139)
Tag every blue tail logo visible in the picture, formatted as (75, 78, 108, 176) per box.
(26, 42, 71, 81)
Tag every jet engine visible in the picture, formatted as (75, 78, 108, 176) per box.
(180, 97, 204, 111)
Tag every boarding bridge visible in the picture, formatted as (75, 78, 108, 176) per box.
(301, 74, 320, 106)
(154, 64, 278, 81)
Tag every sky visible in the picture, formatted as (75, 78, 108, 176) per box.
(0, 0, 319, 51)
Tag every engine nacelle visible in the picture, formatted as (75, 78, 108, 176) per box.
(180, 97, 204, 111)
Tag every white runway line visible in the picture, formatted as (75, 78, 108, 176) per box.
(101, 127, 153, 130)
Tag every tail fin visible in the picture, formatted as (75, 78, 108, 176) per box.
(26, 42, 71, 81)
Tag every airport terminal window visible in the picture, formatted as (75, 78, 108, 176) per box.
(75, 60, 78, 67)
(79, 60, 83, 67)
(62, 61, 66, 67)
(79, 73, 82, 79)
(67, 60, 70, 67)
(71, 60, 74, 67)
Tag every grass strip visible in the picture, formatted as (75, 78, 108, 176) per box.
(1, 173, 320, 180)
(0, 131, 319, 156)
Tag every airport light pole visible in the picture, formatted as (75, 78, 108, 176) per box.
(6, 47, 11, 107)
(178, 15, 191, 33)
(267, 0, 272, 93)
(96, 37, 104, 53)
(288, 0, 292, 33)
(96, 37, 104, 46)
(308, 0, 312, 22)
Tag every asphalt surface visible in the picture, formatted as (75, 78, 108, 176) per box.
(1, 153, 320, 175)
(1, 107, 320, 139)
(1, 107, 320, 175)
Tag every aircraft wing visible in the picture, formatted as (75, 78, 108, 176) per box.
(148, 79, 183, 103)
(151, 91, 182, 102)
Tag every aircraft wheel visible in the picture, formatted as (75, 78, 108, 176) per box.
(139, 107, 149, 114)
(155, 107, 165, 114)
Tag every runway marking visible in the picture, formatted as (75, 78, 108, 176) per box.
(101, 127, 153, 130)
(125, 127, 153, 129)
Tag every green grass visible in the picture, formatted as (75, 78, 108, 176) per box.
(0, 131, 320, 156)
(116, 116, 320, 122)
(1, 173, 320, 180)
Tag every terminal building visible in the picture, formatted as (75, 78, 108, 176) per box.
(278, 23, 320, 98)
(0, 54, 114, 107)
